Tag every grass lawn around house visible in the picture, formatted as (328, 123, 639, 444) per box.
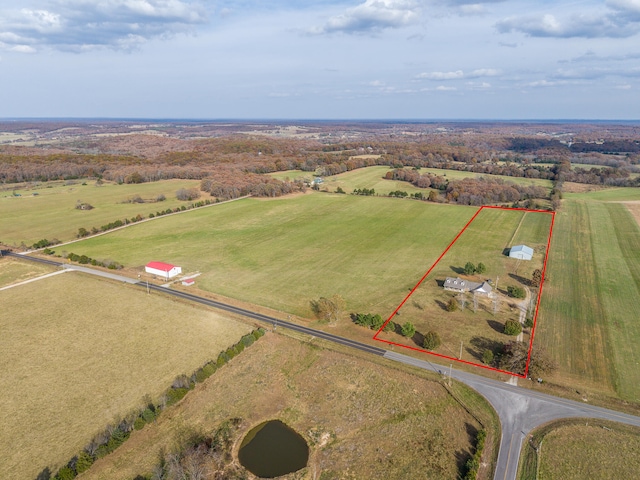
(0, 179, 202, 246)
(0, 272, 251, 480)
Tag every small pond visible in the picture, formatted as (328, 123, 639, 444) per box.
(238, 420, 309, 478)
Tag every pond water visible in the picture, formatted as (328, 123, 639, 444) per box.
(238, 420, 309, 478)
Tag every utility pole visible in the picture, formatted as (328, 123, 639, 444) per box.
(448, 363, 452, 387)
(459, 341, 463, 360)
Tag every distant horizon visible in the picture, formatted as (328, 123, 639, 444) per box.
(2, 118, 640, 125)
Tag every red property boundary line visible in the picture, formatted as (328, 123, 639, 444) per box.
(373, 205, 556, 378)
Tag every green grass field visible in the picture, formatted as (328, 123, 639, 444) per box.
(565, 186, 640, 202)
(518, 419, 640, 480)
(0, 272, 251, 479)
(268, 170, 314, 181)
(537, 198, 640, 401)
(0, 179, 202, 245)
(321, 166, 431, 195)
(60, 194, 477, 319)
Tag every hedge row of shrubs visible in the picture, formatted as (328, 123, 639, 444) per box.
(41, 248, 124, 270)
(47, 328, 265, 480)
(75, 199, 216, 239)
(464, 429, 487, 480)
(31, 238, 60, 250)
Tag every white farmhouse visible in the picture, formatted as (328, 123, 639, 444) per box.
(509, 245, 534, 261)
(145, 261, 182, 280)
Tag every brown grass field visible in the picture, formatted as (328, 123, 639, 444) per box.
(0, 256, 56, 287)
(81, 332, 499, 480)
(518, 419, 640, 480)
(0, 272, 251, 479)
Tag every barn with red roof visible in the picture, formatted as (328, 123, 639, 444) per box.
(145, 261, 182, 280)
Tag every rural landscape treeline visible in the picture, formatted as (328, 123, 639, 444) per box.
(1, 122, 639, 212)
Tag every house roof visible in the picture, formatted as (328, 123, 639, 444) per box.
(444, 277, 493, 294)
(182, 278, 195, 284)
(510, 245, 534, 256)
(444, 277, 482, 291)
(475, 282, 493, 294)
(146, 261, 176, 272)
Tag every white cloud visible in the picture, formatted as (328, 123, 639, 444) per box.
(416, 68, 499, 81)
(436, 85, 456, 90)
(469, 68, 500, 77)
(459, 5, 486, 15)
(496, 2, 640, 39)
(615, 83, 632, 89)
(416, 70, 464, 79)
(0, 0, 208, 52)
(309, 0, 420, 35)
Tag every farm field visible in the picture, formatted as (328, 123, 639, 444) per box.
(375, 207, 552, 375)
(0, 256, 56, 287)
(565, 186, 640, 202)
(0, 272, 251, 479)
(417, 167, 553, 190)
(518, 419, 640, 480)
(271, 166, 553, 196)
(62, 193, 478, 319)
(82, 333, 499, 480)
(0, 178, 201, 246)
(536, 198, 640, 401)
(269, 169, 314, 181)
(320, 166, 431, 195)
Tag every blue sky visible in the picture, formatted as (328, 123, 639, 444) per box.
(0, 0, 639, 119)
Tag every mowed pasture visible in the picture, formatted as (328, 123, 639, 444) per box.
(81, 333, 497, 480)
(537, 199, 640, 401)
(321, 166, 431, 195)
(378, 207, 552, 372)
(0, 272, 251, 479)
(63, 193, 478, 319)
(0, 179, 201, 245)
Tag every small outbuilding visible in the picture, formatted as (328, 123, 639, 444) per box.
(509, 245, 534, 261)
(145, 261, 182, 280)
(182, 278, 195, 286)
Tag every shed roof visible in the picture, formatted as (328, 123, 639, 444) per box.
(510, 245, 534, 255)
(146, 261, 176, 272)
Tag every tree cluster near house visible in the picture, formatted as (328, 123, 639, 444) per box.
(464, 262, 486, 275)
